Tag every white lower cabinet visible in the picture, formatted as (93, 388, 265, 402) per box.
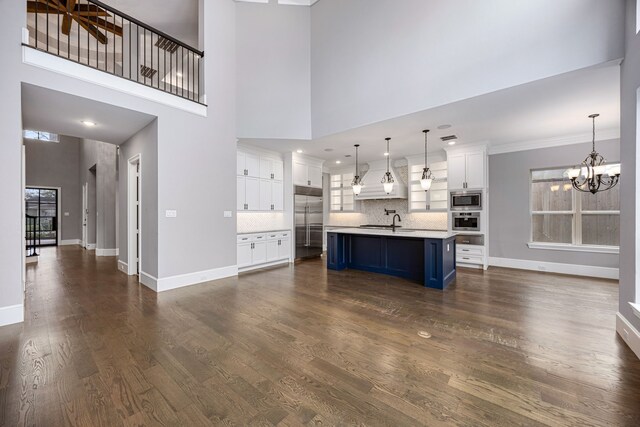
(237, 231, 291, 272)
(456, 244, 486, 268)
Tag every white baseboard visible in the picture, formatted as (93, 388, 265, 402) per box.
(60, 239, 81, 246)
(118, 260, 129, 274)
(140, 271, 158, 290)
(86, 243, 96, 250)
(239, 259, 290, 273)
(617, 312, 640, 360)
(25, 256, 38, 264)
(488, 257, 619, 280)
(140, 265, 238, 293)
(96, 248, 118, 257)
(0, 304, 24, 327)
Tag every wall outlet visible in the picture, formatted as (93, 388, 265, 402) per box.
(165, 210, 177, 218)
(224, 211, 233, 218)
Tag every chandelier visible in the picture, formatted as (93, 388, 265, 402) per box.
(566, 114, 620, 194)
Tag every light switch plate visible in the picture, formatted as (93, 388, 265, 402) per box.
(224, 211, 232, 218)
(165, 210, 177, 218)
(64, 212, 70, 217)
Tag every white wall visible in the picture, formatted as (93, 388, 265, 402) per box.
(236, 0, 311, 139)
(489, 139, 620, 269)
(619, 0, 640, 334)
(311, 0, 625, 138)
(0, 0, 237, 320)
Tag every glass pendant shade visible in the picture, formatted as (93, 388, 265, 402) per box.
(381, 138, 394, 194)
(420, 175, 433, 191)
(351, 144, 363, 195)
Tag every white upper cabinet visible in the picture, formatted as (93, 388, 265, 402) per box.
(447, 150, 486, 190)
(329, 171, 357, 212)
(447, 154, 467, 190)
(465, 152, 485, 189)
(260, 158, 284, 181)
(293, 158, 323, 188)
(237, 148, 285, 212)
(237, 151, 260, 177)
(407, 158, 448, 212)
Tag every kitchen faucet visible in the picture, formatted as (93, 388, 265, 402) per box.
(391, 214, 401, 232)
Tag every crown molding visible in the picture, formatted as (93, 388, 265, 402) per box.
(488, 128, 620, 155)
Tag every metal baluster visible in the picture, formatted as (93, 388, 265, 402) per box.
(136, 24, 139, 82)
(86, 0, 89, 65)
(57, 4, 60, 55)
(170, 42, 173, 93)
(164, 38, 167, 92)
(120, 16, 123, 76)
(77, 7, 80, 63)
(46, 0, 49, 53)
(181, 46, 184, 98)
(112, 9, 116, 74)
(144, 27, 146, 85)
(35, 0, 38, 49)
(150, 31, 153, 86)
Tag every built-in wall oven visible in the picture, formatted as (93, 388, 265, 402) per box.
(450, 191, 482, 211)
(452, 212, 481, 232)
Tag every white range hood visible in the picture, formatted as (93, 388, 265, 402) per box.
(356, 159, 408, 200)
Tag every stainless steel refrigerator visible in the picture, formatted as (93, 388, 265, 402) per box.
(294, 186, 323, 259)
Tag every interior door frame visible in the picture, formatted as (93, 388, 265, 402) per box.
(81, 183, 88, 248)
(127, 154, 141, 276)
(26, 185, 62, 247)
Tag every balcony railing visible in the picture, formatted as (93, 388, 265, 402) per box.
(26, 0, 204, 103)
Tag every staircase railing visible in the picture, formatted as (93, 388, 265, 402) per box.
(26, 214, 39, 257)
(26, 0, 204, 103)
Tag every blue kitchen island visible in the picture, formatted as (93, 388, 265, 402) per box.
(326, 228, 457, 289)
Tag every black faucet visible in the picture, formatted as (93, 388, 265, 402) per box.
(391, 214, 401, 232)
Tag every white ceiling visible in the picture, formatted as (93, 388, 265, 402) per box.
(235, 0, 320, 5)
(106, 0, 199, 48)
(21, 84, 156, 145)
(242, 63, 620, 166)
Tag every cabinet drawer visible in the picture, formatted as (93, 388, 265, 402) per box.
(237, 233, 266, 243)
(457, 254, 484, 265)
(278, 232, 290, 238)
(457, 246, 484, 256)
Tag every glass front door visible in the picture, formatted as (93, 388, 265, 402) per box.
(25, 188, 58, 246)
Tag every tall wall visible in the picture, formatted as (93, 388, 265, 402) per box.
(489, 139, 620, 269)
(311, 0, 625, 138)
(118, 120, 159, 277)
(0, 0, 237, 320)
(236, 0, 311, 139)
(24, 135, 81, 241)
(619, 0, 640, 334)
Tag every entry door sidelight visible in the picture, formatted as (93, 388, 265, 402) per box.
(25, 188, 58, 246)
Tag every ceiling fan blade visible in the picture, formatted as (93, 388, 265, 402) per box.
(74, 4, 110, 17)
(77, 15, 123, 37)
(27, 0, 66, 13)
(76, 17, 108, 44)
(61, 0, 76, 34)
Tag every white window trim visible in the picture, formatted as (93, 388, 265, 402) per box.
(631, 302, 640, 320)
(527, 241, 619, 254)
(529, 166, 620, 251)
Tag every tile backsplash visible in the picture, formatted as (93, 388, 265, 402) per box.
(326, 165, 448, 230)
(237, 212, 288, 233)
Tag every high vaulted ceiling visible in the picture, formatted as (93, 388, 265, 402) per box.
(242, 63, 621, 165)
(105, 0, 199, 48)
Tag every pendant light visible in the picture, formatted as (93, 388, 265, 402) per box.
(381, 137, 395, 194)
(566, 114, 620, 194)
(351, 144, 363, 195)
(420, 129, 434, 191)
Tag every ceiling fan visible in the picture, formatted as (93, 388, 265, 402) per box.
(27, 0, 123, 44)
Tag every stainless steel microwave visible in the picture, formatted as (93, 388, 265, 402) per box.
(450, 191, 482, 211)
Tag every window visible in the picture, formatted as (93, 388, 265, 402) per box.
(530, 166, 619, 250)
(23, 130, 59, 143)
(25, 187, 59, 246)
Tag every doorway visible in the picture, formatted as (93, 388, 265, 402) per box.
(25, 187, 60, 247)
(127, 154, 141, 276)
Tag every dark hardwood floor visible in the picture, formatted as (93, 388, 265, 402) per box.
(1, 246, 640, 426)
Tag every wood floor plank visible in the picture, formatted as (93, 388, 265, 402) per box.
(0, 246, 638, 426)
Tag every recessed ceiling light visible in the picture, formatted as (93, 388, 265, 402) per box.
(437, 124, 452, 130)
(296, 149, 303, 153)
(82, 120, 96, 127)
(336, 160, 341, 164)
(383, 152, 389, 156)
(448, 141, 456, 146)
